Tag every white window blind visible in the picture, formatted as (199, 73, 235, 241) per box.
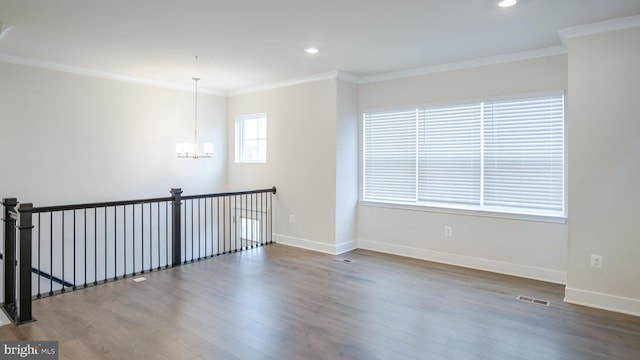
(483, 96, 564, 213)
(418, 104, 481, 205)
(363, 94, 565, 218)
(364, 109, 417, 202)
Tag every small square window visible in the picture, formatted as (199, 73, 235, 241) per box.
(235, 113, 267, 163)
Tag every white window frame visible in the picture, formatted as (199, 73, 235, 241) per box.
(362, 92, 566, 223)
(235, 113, 267, 163)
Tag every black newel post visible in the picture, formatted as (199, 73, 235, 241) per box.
(16, 203, 33, 324)
(2, 198, 17, 315)
(170, 188, 182, 267)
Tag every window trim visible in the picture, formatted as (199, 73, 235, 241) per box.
(360, 90, 567, 223)
(359, 199, 567, 224)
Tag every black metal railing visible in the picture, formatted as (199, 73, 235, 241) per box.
(1, 199, 33, 324)
(1, 186, 276, 324)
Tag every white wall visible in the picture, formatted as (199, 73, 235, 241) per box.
(565, 28, 640, 315)
(227, 79, 339, 253)
(357, 55, 569, 283)
(0, 62, 227, 206)
(335, 79, 359, 253)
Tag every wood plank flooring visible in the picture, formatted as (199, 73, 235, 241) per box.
(1, 244, 639, 359)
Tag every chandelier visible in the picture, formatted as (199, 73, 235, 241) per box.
(176, 77, 213, 158)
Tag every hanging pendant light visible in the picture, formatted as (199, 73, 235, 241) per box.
(176, 77, 214, 159)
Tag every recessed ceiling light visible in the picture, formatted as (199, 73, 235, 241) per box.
(498, 0, 517, 7)
(304, 48, 319, 54)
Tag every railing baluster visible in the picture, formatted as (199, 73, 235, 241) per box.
(217, 197, 221, 255)
(198, 199, 202, 260)
(103, 208, 107, 284)
(164, 202, 169, 268)
(94, 208, 97, 286)
(190, 199, 194, 262)
(243, 194, 247, 249)
(113, 206, 117, 280)
(183, 200, 189, 264)
(123, 205, 127, 277)
(83, 208, 87, 288)
(37, 213, 41, 297)
(141, 203, 145, 273)
(210, 198, 214, 257)
(204, 198, 208, 258)
(73, 210, 76, 290)
(49, 213, 53, 295)
(269, 190, 273, 244)
(61, 211, 65, 293)
(157, 202, 160, 270)
(132, 205, 136, 276)
(149, 202, 152, 271)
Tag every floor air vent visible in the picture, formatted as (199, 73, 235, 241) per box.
(517, 295, 549, 306)
(333, 259, 353, 263)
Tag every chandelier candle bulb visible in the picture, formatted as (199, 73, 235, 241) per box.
(203, 142, 214, 156)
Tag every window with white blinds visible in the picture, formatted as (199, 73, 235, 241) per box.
(363, 94, 565, 218)
(418, 104, 481, 205)
(364, 109, 417, 202)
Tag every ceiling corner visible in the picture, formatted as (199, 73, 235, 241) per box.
(558, 14, 640, 44)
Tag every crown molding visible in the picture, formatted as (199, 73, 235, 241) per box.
(0, 52, 226, 96)
(358, 46, 567, 85)
(335, 71, 359, 83)
(227, 70, 358, 97)
(558, 14, 640, 44)
(229, 45, 568, 95)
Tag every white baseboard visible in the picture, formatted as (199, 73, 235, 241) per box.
(273, 234, 357, 255)
(565, 287, 640, 317)
(358, 239, 567, 284)
(335, 240, 358, 255)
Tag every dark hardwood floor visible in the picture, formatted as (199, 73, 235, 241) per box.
(1, 244, 639, 359)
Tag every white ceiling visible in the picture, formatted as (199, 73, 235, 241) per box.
(1, 0, 639, 93)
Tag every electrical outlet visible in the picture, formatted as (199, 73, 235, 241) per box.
(444, 226, 453, 237)
(289, 214, 295, 223)
(590, 254, 603, 268)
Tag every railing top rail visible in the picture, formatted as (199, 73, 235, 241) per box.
(16, 186, 276, 213)
(29, 196, 173, 213)
(182, 186, 277, 200)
